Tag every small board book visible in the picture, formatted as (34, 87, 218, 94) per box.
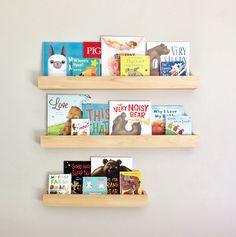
(42, 42, 83, 76)
(64, 161, 91, 194)
(91, 157, 133, 194)
(101, 36, 146, 76)
(160, 61, 186, 76)
(147, 42, 190, 76)
(82, 104, 109, 135)
(120, 56, 150, 76)
(109, 101, 152, 135)
(82, 177, 107, 194)
(48, 174, 71, 194)
(47, 94, 91, 136)
(152, 105, 185, 135)
(83, 42, 101, 58)
(71, 119, 90, 136)
(71, 58, 100, 76)
(120, 171, 142, 195)
(165, 115, 192, 135)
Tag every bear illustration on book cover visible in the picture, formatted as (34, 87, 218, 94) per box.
(91, 157, 133, 194)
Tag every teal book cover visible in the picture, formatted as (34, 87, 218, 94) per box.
(82, 177, 107, 194)
(72, 58, 100, 76)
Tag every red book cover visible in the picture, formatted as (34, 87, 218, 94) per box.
(83, 42, 101, 58)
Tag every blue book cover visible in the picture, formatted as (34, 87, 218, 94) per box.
(82, 177, 107, 194)
(82, 104, 109, 135)
(160, 61, 187, 76)
(42, 42, 83, 76)
(72, 58, 100, 76)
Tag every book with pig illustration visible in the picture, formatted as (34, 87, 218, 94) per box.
(82, 177, 107, 194)
(101, 36, 146, 76)
(82, 104, 109, 135)
(71, 119, 90, 136)
(147, 42, 190, 76)
(165, 115, 192, 135)
(91, 157, 133, 194)
(152, 105, 185, 135)
(48, 174, 71, 194)
(109, 101, 152, 135)
(64, 161, 91, 194)
(47, 94, 91, 136)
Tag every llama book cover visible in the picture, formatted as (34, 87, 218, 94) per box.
(109, 101, 152, 135)
(64, 161, 91, 194)
(71, 119, 90, 136)
(120, 171, 142, 195)
(147, 42, 190, 76)
(82, 177, 107, 194)
(42, 42, 83, 76)
(165, 115, 192, 135)
(101, 36, 146, 76)
(91, 157, 133, 194)
(47, 94, 91, 136)
(152, 105, 185, 135)
(82, 104, 109, 135)
(83, 42, 101, 58)
(48, 174, 71, 194)
(120, 56, 150, 76)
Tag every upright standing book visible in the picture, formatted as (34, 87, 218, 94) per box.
(48, 174, 71, 194)
(82, 177, 107, 194)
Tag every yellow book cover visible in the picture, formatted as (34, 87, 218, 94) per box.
(120, 56, 150, 76)
(120, 171, 142, 194)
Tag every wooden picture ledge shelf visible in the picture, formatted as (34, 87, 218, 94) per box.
(38, 76, 199, 90)
(40, 135, 199, 148)
(43, 191, 148, 207)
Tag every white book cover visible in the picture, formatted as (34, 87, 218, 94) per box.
(48, 174, 71, 194)
(71, 119, 90, 136)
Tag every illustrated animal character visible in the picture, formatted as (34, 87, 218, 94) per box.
(147, 43, 170, 76)
(152, 120, 165, 135)
(48, 45, 67, 76)
(61, 106, 83, 135)
(120, 175, 141, 194)
(111, 112, 142, 135)
(125, 67, 143, 76)
(91, 159, 131, 177)
(80, 67, 97, 76)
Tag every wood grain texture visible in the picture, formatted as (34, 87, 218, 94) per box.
(43, 191, 148, 207)
(38, 76, 199, 90)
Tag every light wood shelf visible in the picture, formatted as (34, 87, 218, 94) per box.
(38, 76, 199, 90)
(43, 191, 148, 207)
(40, 135, 199, 148)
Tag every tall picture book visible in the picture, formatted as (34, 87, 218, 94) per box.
(64, 161, 91, 194)
(109, 101, 152, 135)
(82, 177, 107, 194)
(91, 157, 133, 194)
(42, 42, 83, 76)
(147, 42, 190, 76)
(101, 36, 146, 76)
(48, 174, 71, 194)
(152, 105, 185, 135)
(82, 104, 109, 135)
(47, 94, 91, 136)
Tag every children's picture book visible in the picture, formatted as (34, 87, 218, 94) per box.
(101, 36, 146, 76)
(165, 115, 192, 135)
(82, 177, 107, 194)
(109, 101, 152, 135)
(48, 174, 71, 194)
(64, 161, 91, 194)
(72, 58, 100, 76)
(42, 42, 83, 76)
(91, 157, 133, 194)
(152, 105, 185, 135)
(82, 104, 109, 135)
(147, 42, 190, 76)
(47, 94, 91, 136)
(83, 42, 101, 58)
(120, 171, 142, 195)
(71, 119, 90, 136)
(120, 56, 150, 76)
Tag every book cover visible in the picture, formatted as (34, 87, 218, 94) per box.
(42, 42, 83, 76)
(165, 115, 192, 135)
(109, 101, 152, 135)
(91, 157, 132, 194)
(82, 104, 109, 135)
(48, 174, 71, 194)
(83, 42, 101, 58)
(101, 36, 146, 76)
(147, 42, 190, 76)
(82, 177, 107, 194)
(120, 56, 150, 76)
(47, 94, 91, 136)
(71, 58, 100, 76)
(120, 171, 142, 195)
(160, 61, 186, 76)
(71, 119, 90, 136)
(64, 161, 91, 194)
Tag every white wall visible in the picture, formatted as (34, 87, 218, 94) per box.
(0, 0, 235, 236)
